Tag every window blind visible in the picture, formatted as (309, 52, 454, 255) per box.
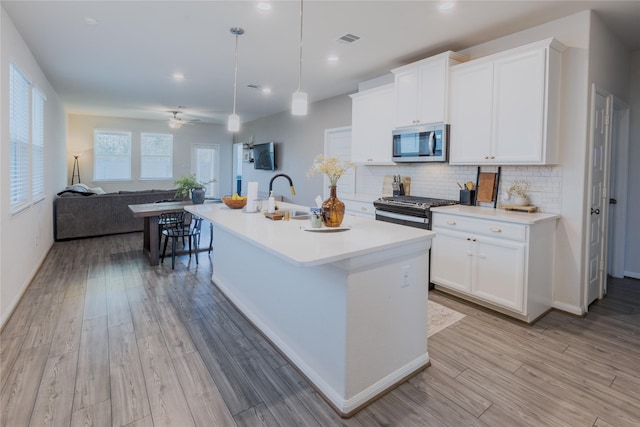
(140, 133, 173, 179)
(9, 63, 31, 213)
(94, 130, 132, 180)
(32, 88, 46, 201)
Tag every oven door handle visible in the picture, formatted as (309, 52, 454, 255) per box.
(376, 210, 428, 224)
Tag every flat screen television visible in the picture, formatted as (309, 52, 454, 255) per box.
(253, 142, 276, 171)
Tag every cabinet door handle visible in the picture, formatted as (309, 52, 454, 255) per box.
(490, 156, 495, 159)
(490, 227, 502, 233)
(447, 220, 456, 225)
(361, 207, 367, 211)
(466, 237, 471, 241)
(472, 238, 477, 242)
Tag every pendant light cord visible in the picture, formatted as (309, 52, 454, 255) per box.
(232, 32, 239, 115)
(297, 0, 304, 92)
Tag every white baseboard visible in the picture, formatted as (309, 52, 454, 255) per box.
(552, 301, 585, 316)
(623, 271, 640, 280)
(0, 243, 52, 331)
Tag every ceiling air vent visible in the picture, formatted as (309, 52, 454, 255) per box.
(336, 33, 362, 45)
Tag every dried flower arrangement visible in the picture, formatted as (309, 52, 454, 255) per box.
(507, 180, 531, 197)
(307, 155, 356, 186)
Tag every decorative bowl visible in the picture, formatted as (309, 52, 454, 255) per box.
(222, 197, 247, 209)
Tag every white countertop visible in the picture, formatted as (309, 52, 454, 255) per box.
(186, 202, 434, 267)
(431, 205, 559, 225)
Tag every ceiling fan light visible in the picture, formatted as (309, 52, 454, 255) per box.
(228, 113, 240, 132)
(168, 119, 182, 129)
(291, 91, 308, 116)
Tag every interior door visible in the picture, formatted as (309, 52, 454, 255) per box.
(586, 86, 611, 306)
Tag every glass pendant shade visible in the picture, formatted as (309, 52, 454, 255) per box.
(291, 91, 308, 116)
(227, 113, 240, 132)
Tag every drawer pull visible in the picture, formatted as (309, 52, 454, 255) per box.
(446, 220, 456, 225)
(490, 227, 502, 233)
(361, 207, 367, 211)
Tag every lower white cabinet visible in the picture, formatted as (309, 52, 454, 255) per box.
(431, 208, 557, 323)
(342, 197, 376, 218)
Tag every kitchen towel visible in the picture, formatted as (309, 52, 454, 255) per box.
(246, 181, 258, 212)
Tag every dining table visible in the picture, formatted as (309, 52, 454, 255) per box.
(128, 200, 192, 266)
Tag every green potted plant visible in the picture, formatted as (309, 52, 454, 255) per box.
(174, 174, 214, 204)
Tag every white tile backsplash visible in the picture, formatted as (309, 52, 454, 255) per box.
(355, 163, 562, 213)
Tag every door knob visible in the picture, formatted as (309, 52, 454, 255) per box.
(591, 208, 600, 215)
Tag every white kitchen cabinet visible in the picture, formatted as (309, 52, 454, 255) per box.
(342, 197, 376, 218)
(449, 38, 565, 165)
(350, 83, 395, 164)
(431, 206, 558, 323)
(392, 51, 467, 127)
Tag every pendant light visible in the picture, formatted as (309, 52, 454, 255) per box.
(228, 27, 244, 132)
(291, 0, 307, 116)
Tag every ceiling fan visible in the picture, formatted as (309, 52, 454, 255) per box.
(168, 111, 200, 129)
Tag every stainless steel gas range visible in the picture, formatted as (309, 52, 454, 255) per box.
(373, 195, 459, 230)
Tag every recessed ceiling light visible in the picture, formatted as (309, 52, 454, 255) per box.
(172, 72, 185, 81)
(257, 2, 271, 12)
(262, 87, 272, 95)
(438, 1, 456, 11)
(327, 54, 340, 63)
(83, 17, 98, 25)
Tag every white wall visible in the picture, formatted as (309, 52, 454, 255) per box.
(1, 8, 67, 327)
(626, 51, 640, 278)
(236, 94, 352, 207)
(67, 114, 234, 197)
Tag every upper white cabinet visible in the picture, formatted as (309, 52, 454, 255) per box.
(350, 83, 395, 164)
(449, 38, 565, 165)
(392, 51, 468, 127)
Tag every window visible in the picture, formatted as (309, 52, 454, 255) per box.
(32, 89, 46, 202)
(94, 130, 132, 180)
(9, 63, 31, 213)
(140, 133, 173, 179)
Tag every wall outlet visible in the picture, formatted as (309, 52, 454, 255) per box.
(401, 266, 410, 288)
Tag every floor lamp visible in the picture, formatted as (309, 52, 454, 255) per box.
(71, 155, 81, 184)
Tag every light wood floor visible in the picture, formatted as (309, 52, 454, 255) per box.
(1, 232, 639, 426)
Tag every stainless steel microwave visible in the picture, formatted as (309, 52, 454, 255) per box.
(392, 123, 448, 163)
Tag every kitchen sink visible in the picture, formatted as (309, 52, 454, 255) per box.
(289, 210, 310, 220)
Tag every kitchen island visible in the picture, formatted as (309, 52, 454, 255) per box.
(186, 202, 434, 417)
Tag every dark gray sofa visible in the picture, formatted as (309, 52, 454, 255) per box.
(54, 189, 179, 240)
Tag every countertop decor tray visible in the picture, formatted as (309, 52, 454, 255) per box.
(264, 212, 285, 220)
(500, 204, 539, 213)
(301, 225, 351, 232)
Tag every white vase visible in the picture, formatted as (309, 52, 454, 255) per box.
(512, 194, 529, 206)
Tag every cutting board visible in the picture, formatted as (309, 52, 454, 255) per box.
(477, 172, 497, 203)
(382, 176, 411, 197)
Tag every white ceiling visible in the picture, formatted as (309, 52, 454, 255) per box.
(4, 1, 640, 126)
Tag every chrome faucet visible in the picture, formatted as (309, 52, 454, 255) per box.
(269, 173, 296, 196)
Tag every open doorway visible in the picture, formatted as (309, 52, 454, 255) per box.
(585, 86, 631, 309)
(607, 97, 630, 279)
(232, 142, 244, 195)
